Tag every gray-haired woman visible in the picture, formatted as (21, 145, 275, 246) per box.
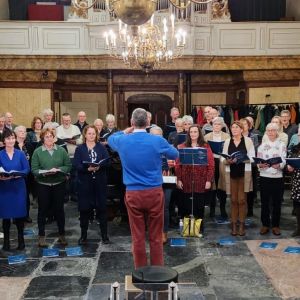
(43, 108, 59, 129)
(257, 123, 286, 236)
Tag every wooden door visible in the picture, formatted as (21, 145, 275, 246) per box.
(127, 94, 172, 129)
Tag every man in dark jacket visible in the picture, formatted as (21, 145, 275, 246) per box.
(281, 110, 298, 144)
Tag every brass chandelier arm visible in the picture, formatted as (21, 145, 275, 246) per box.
(168, 0, 212, 10)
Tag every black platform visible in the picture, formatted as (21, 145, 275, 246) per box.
(132, 266, 178, 284)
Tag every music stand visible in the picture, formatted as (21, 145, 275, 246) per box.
(178, 148, 208, 217)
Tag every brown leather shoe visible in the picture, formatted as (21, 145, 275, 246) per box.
(38, 236, 48, 248)
(58, 235, 68, 246)
(239, 222, 245, 236)
(162, 232, 168, 244)
(260, 226, 269, 235)
(231, 223, 237, 236)
(272, 227, 281, 236)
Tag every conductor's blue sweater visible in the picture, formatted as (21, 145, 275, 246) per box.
(108, 130, 178, 190)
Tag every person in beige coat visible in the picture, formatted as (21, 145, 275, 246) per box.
(204, 117, 230, 219)
(221, 121, 255, 236)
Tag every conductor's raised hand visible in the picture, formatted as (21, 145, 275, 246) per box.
(123, 127, 135, 134)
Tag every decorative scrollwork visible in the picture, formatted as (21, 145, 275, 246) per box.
(168, 0, 212, 10)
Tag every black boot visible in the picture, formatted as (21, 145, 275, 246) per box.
(247, 192, 254, 217)
(101, 233, 110, 244)
(3, 236, 10, 251)
(292, 207, 300, 237)
(2, 219, 11, 251)
(79, 210, 89, 245)
(219, 191, 228, 219)
(99, 220, 109, 244)
(209, 191, 216, 218)
(16, 218, 25, 250)
(78, 229, 88, 245)
(17, 234, 25, 250)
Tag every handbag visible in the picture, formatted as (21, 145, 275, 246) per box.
(182, 216, 202, 237)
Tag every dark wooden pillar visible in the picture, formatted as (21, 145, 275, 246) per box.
(116, 86, 127, 129)
(186, 73, 191, 115)
(178, 73, 184, 115)
(107, 70, 114, 114)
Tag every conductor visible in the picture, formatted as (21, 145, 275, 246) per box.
(108, 108, 178, 268)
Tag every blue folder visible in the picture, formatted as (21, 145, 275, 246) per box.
(208, 141, 225, 154)
(8, 254, 26, 265)
(170, 238, 187, 247)
(177, 134, 187, 145)
(284, 246, 300, 254)
(43, 248, 60, 258)
(259, 242, 278, 249)
(286, 158, 300, 169)
(65, 247, 83, 257)
(179, 147, 208, 165)
(218, 237, 236, 246)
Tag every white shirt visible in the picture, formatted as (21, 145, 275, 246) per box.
(257, 138, 286, 178)
(56, 124, 82, 158)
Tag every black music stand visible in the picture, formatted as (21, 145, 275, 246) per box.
(178, 147, 208, 217)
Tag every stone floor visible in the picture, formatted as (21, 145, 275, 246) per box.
(0, 192, 300, 300)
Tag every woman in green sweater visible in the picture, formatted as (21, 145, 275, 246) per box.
(31, 128, 72, 247)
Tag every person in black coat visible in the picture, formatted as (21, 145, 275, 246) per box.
(14, 125, 35, 223)
(73, 125, 110, 245)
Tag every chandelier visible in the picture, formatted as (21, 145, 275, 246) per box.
(71, 0, 214, 72)
(104, 16, 186, 73)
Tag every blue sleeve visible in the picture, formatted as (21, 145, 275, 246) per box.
(160, 137, 179, 160)
(20, 151, 30, 175)
(107, 131, 124, 152)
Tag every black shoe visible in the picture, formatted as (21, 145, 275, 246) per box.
(220, 209, 228, 219)
(78, 230, 87, 245)
(2, 238, 10, 251)
(70, 195, 78, 202)
(78, 236, 87, 245)
(17, 236, 25, 250)
(247, 210, 253, 217)
(102, 235, 110, 244)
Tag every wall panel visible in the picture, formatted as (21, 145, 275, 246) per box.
(0, 88, 51, 127)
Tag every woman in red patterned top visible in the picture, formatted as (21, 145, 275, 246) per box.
(175, 125, 215, 221)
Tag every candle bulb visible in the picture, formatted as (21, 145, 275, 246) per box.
(104, 32, 108, 46)
(171, 14, 175, 35)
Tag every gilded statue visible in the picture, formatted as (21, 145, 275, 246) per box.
(212, 0, 231, 21)
(69, 0, 94, 19)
